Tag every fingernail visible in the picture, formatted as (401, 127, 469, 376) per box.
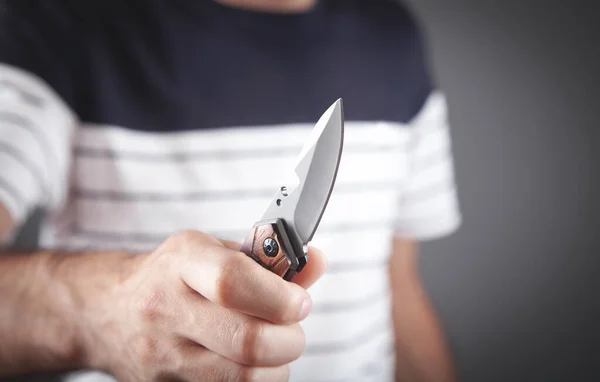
(299, 295, 312, 321)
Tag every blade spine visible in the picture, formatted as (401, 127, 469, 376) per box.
(303, 99, 344, 243)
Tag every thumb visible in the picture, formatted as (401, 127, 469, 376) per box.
(291, 246, 327, 290)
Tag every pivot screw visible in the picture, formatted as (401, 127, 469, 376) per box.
(263, 238, 279, 258)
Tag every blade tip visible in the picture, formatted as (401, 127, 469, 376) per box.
(332, 98, 344, 117)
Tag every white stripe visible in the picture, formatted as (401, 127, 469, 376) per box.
(0, 151, 39, 207)
(42, 225, 396, 271)
(77, 121, 411, 152)
(291, 322, 393, 380)
(311, 228, 394, 263)
(0, 105, 71, 155)
(0, 64, 77, 214)
(0, 124, 49, 185)
(395, 209, 462, 241)
(39, 235, 157, 255)
(404, 159, 454, 195)
(308, 265, 390, 303)
(71, 188, 397, 233)
(398, 189, 459, 220)
(74, 149, 406, 193)
(307, 288, 390, 318)
(411, 126, 450, 158)
(393, 91, 462, 240)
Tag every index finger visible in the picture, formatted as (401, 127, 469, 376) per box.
(180, 242, 313, 325)
(218, 239, 327, 289)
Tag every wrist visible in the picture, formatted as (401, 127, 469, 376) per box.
(48, 250, 140, 371)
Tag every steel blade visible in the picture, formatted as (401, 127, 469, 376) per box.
(260, 99, 344, 244)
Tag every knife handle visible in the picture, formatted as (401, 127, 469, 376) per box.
(241, 219, 306, 281)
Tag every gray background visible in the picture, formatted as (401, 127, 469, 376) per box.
(9, 1, 600, 381)
(406, 1, 600, 381)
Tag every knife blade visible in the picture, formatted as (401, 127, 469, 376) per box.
(240, 99, 345, 281)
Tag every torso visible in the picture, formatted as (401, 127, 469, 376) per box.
(7, 1, 436, 380)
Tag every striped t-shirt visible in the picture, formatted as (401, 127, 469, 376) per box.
(0, 1, 462, 381)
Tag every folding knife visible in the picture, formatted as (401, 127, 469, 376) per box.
(241, 99, 345, 281)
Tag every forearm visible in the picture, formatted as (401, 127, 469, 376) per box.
(390, 239, 457, 382)
(0, 250, 133, 376)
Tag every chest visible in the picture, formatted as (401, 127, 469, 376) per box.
(61, 122, 412, 255)
(75, 9, 430, 133)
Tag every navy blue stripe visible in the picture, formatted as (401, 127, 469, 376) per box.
(1, 1, 432, 132)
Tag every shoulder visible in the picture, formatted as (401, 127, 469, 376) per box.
(0, 0, 101, 113)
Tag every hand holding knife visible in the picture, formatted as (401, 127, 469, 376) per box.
(69, 100, 344, 380)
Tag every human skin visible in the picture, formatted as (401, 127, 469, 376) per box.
(0, 204, 327, 381)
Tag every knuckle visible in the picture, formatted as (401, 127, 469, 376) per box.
(158, 230, 216, 270)
(173, 229, 200, 243)
(164, 230, 198, 250)
(233, 320, 265, 366)
(136, 288, 166, 322)
(133, 337, 159, 365)
(215, 255, 244, 307)
(161, 230, 212, 253)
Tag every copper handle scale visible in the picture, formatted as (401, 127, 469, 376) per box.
(241, 219, 307, 281)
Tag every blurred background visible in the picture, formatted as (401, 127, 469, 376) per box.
(9, 1, 600, 381)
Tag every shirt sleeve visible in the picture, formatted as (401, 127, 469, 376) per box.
(394, 91, 462, 241)
(0, 2, 78, 229)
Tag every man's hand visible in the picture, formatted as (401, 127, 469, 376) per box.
(79, 231, 327, 381)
